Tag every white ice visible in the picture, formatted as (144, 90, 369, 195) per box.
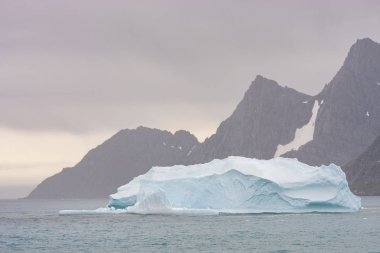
(274, 100, 320, 157)
(102, 156, 360, 215)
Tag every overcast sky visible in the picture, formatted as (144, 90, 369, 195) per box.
(1, 0, 380, 198)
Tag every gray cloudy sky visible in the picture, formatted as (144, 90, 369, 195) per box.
(1, 0, 380, 198)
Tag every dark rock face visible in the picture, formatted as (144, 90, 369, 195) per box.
(285, 38, 380, 166)
(344, 136, 380, 196)
(187, 75, 314, 164)
(27, 127, 199, 198)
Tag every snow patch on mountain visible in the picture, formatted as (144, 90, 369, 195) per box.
(186, 145, 196, 156)
(275, 101, 320, 157)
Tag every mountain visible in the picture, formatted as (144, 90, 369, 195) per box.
(28, 38, 380, 198)
(28, 127, 199, 198)
(343, 135, 380, 195)
(186, 75, 315, 164)
(188, 38, 380, 167)
(284, 38, 380, 166)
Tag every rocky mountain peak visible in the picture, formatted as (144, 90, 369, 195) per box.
(248, 75, 284, 93)
(285, 38, 380, 166)
(186, 74, 313, 164)
(342, 37, 380, 78)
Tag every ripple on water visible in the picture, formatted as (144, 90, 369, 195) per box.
(0, 198, 380, 253)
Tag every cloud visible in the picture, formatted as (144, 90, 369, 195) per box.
(1, 0, 380, 136)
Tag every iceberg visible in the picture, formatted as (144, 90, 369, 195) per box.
(105, 156, 361, 214)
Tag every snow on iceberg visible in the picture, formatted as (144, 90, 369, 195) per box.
(106, 156, 361, 214)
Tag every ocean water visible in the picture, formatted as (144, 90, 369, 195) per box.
(0, 197, 380, 253)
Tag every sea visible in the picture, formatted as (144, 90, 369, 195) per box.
(0, 197, 380, 253)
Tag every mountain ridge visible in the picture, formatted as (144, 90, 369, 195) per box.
(28, 126, 199, 198)
(284, 37, 380, 166)
(186, 75, 314, 164)
(28, 38, 380, 198)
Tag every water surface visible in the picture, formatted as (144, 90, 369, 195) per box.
(1, 197, 379, 253)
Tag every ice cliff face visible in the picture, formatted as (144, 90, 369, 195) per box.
(107, 157, 361, 214)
